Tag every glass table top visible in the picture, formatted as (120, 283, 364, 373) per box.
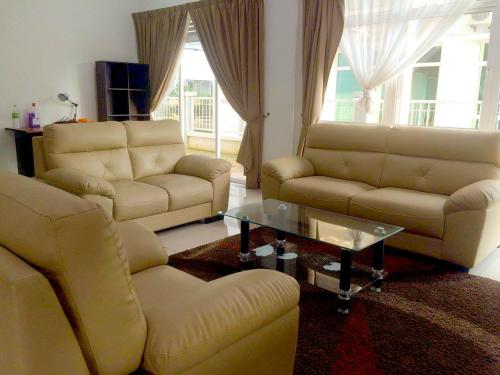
(223, 199, 404, 252)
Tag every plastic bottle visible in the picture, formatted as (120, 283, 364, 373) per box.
(11, 105, 20, 129)
(27, 102, 40, 128)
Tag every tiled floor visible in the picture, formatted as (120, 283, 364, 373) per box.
(157, 183, 500, 282)
(156, 182, 261, 255)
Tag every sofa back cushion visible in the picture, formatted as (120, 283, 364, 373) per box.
(0, 172, 147, 375)
(382, 126, 500, 195)
(124, 120, 186, 179)
(304, 123, 389, 186)
(43, 122, 133, 181)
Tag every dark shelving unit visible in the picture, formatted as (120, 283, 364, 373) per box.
(96, 61, 151, 122)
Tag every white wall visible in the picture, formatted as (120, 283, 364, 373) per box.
(0, 0, 147, 172)
(0, 0, 302, 173)
(142, 0, 302, 161)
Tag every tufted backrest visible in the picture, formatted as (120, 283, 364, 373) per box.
(305, 123, 500, 195)
(0, 172, 147, 375)
(43, 122, 133, 181)
(382, 126, 500, 195)
(124, 120, 186, 180)
(304, 123, 389, 186)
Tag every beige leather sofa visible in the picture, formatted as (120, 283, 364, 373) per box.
(262, 123, 500, 268)
(32, 120, 231, 231)
(0, 172, 300, 375)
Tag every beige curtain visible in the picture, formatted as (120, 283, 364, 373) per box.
(189, 0, 265, 188)
(297, 0, 344, 155)
(132, 6, 189, 112)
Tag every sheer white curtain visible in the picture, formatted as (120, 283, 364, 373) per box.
(340, 0, 474, 114)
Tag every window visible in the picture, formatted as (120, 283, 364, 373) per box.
(396, 12, 494, 129)
(321, 54, 384, 123)
(153, 21, 246, 183)
(407, 47, 442, 127)
(321, 3, 500, 131)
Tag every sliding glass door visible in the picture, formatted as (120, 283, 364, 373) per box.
(153, 21, 246, 183)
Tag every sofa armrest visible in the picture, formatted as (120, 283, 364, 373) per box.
(175, 155, 232, 181)
(444, 180, 500, 214)
(43, 168, 116, 199)
(262, 156, 315, 183)
(140, 269, 299, 375)
(117, 221, 168, 274)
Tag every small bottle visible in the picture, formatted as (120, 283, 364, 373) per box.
(27, 102, 40, 128)
(11, 105, 20, 129)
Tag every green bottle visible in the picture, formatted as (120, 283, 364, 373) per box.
(11, 105, 20, 129)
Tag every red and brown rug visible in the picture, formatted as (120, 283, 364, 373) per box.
(170, 228, 500, 375)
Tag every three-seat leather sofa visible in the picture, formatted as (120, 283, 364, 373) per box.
(32, 120, 231, 231)
(0, 172, 300, 374)
(262, 123, 500, 268)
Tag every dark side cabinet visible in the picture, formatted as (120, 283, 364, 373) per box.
(96, 61, 151, 122)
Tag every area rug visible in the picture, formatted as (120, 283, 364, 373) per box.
(169, 228, 500, 375)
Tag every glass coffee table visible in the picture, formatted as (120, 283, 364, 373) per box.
(223, 199, 404, 314)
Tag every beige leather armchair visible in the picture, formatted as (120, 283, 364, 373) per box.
(33, 120, 232, 231)
(0, 172, 300, 375)
(262, 123, 500, 268)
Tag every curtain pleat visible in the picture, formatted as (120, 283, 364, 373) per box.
(189, 0, 265, 188)
(340, 0, 474, 114)
(132, 6, 189, 112)
(297, 0, 344, 156)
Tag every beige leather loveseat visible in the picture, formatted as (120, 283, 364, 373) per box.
(262, 123, 500, 268)
(0, 172, 300, 375)
(32, 120, 231, 231)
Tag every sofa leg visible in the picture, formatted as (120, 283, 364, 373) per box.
(202, 215, 224, 224)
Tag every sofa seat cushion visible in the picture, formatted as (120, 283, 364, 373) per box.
(139, 174, 213, 212)
(350, 187, 447, 239)
(134, 269, 299, 375)
(280, 176, 376, 214)
(111, 180, 169, 221)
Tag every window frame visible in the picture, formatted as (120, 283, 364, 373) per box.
(324, 2, 500, 131)
(393, 5, 499, 130)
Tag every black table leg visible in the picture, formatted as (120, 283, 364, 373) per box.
(337, 248, 352, 314)
(371, 240, 385, 292)
(276, 230, 286, 256)
(240, 219, 250, 261)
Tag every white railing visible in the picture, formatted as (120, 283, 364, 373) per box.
(408, 100, 436, 127)
(153, 97, 180, 120)
(187, 97, 214, 133)
(408, 100, 482, 128)
(153, 97, 245, 138)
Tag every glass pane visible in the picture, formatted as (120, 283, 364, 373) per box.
(224, 199, 403, 252)
(481, 43, 489, 61)
(334, 70, 361, 121)
(401, 12, 492, 129)
(322, 54, 384, 123)
(337, 53, 350, 68)
(181, 32, 216, 158)
(411, 67, 439, 100)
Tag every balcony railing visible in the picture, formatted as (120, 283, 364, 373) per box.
(153, 97, 214, 133)
(408, 100, 482, 128)
(153, 97, 245, 138)
(154, 97, 180, 120)
(187, 97, 214, 133)
(408, 101, 436, 127)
